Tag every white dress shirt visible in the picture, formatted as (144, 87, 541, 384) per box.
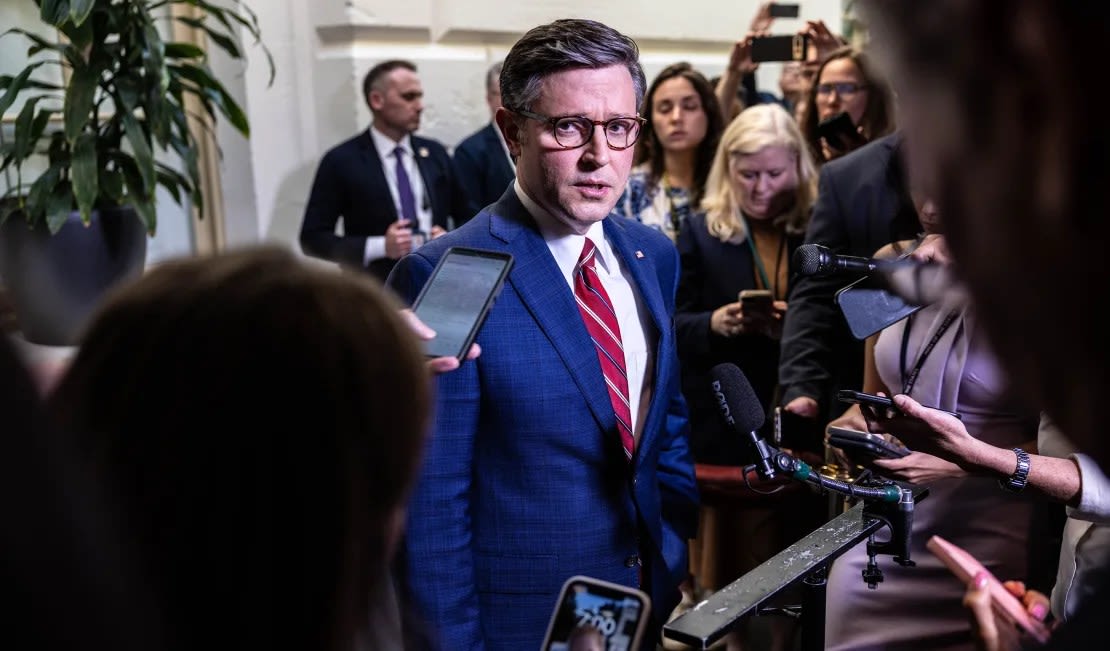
(363, 126, 434, 266)
(1038, 417, 1110, 621)
(515, 181, 655, 439)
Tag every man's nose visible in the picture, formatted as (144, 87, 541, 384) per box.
(582, 126, 610, 166)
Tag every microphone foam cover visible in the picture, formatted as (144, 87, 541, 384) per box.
(709, 363, 767, 433)
(793, 244, 829, 276)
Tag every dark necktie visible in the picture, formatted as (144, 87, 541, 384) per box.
(574, 239, 634, 461)
(393, 146, 417, 223)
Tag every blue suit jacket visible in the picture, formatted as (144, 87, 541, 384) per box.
(452, 123, 516, 217)
(387, 188, 699, 651)
(299, 130, 472, 281)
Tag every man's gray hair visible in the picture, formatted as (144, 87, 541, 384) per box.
(499, 19, 646, 113)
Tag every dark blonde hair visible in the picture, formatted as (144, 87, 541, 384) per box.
(49, 246, 431, 650)
(701, 104, 817, 243)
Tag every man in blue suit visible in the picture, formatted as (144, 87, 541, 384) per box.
(300, 60, 471, 282)
(387, 19, 699, 651)
(453, 60, 516, 216)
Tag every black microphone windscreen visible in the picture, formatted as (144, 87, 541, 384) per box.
(793, 244, 828, 276)
(709, 363, 767, 433)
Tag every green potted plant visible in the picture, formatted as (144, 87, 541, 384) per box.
(0, 0, 271, 345)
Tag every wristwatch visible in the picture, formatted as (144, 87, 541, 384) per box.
(999, 447, 1031, 493)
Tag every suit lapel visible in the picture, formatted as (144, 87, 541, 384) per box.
(491, 196, 616, 433)
(411, 136, 438, 219)
(360, 132, 397, 221)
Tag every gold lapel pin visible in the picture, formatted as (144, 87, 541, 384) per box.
(418, 147, 429, 158)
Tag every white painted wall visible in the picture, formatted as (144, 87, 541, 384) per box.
(3, 1, 844, 257)
(229, 0, 843, 255)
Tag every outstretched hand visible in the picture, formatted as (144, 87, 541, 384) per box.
(400, 309, 481, 374)
(964, 576, 1052, 651)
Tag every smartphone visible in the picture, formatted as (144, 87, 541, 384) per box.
(750, 34, 810, 63)
(927, 535, 1051, 645)
(835, 273, 923, 340)
(769, 3, 800, 18)
(739, 288, 773, 313)
(827, 425, 910, 460)
(410, 247, 513, 360)
(541, 575, 651, 651)
(837, 389, 962, 420)
(816, 111, 868, 153)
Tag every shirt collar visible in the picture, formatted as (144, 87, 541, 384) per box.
(369, 125, 412, 158)
(514, 180, 613, 280)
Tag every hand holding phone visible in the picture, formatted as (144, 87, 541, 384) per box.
(411, 247, 513, 361)
(739, 288, 773, 314)
(816, 111, 868, 154)
(837, 389, 962, 420)
(542, 575, 651, 651)
(750, 34, 810, 63)
(927, 535, 1051, 645)
(827, 425, 910, 460)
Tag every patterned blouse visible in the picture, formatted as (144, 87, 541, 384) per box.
(615, 162, 695, 243)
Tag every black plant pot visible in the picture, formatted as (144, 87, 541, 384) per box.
(0, 206, 147, 346)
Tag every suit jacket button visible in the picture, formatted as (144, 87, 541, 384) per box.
(625, 555, 641, 568)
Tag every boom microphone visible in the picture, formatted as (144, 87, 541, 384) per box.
(794, 244, 880, 276)
(709, 363, 776, 480)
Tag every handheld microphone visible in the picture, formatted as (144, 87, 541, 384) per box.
(709, 363, 776, 480)
(794, 244, 880, 276)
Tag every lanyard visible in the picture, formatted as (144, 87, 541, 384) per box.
(899, 309, 960, 395)
(739, 211, 785, 297)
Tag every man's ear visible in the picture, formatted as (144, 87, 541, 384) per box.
(367, 90, 383, 112)
(495, 107, 522, 158)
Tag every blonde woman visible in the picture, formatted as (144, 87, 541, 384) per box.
(674, 103, 819, 651)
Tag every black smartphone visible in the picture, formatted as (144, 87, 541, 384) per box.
(769, 3, 800, 18)
(750, 34, 810, 63)
(541, 575, 651, 651)
(816, 111, 867, 153)
(410, 247, 513, 360)
(837, 389, 962, 420)
(827, 425, 910, 460)
(834, 274, 923, 340)
(739, 288, 773, 314)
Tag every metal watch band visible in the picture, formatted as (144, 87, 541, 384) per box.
(999, 447, 1031, 492)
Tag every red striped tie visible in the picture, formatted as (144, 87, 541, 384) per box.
(574, 239, 635, 461)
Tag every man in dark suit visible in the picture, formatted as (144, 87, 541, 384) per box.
(452, 60, 515, 216)
(778, 132, 922, 428)
(299, 60, 471, 282)
(387, 19, 698, 651)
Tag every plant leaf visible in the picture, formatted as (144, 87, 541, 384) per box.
(25, 165, 61, 219)
(40, 0, 71, 26)
(12, 95, 44, 163)
(63, 62, 98, 141)
(72, 132, 98, 223)
(0, 61, 47, 116)
(99, 166, 124, 203)
(121, 112, 155, 194)
(58, 10, 94, 50)
(45, 180, 74, 234)
(120, 157, 157, 236)
(69, 0, 96, 26)
(164, 42, 206, 59)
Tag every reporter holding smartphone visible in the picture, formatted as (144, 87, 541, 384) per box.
(799, 45, 896, 164)
(673, 103, 819, 651)
(821, 198, 1039, 650)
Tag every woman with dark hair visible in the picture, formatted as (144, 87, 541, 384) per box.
(48, 246, 432, 651)
(616, 62, 724, 241)
(800, 45, 896, 164)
